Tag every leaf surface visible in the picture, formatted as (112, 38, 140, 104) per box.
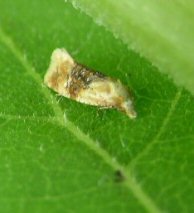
(0, 0, 194, 212)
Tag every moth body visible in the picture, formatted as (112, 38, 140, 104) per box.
(44, 48, 137, 119)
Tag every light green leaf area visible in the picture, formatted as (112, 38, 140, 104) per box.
(68, 0, 194, 95)
(0, 0, 193, 213)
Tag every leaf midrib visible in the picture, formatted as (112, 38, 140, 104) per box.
(0, 27, 161, 213)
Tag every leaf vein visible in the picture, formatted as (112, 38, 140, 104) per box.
(0, 113, 57, 123)
(130, 89, 183, 167)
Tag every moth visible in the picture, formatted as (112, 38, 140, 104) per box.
(44, 48, 137, 119)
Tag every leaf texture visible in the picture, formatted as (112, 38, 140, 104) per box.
(0, 0, 194, 212)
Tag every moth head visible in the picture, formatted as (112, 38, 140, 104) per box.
(44, 48, 74, 94)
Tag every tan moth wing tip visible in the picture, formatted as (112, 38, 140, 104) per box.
(51, 48, 74, 64)
(127, 110, 137, 119)
(44, 48, 74, 86)
(122, 100, 137, 119)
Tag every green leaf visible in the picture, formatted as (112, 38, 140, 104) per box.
(0, 0, 193, 212)
(68, 0, 194, 95)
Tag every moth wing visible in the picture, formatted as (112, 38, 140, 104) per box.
(76, 79, 118, 107)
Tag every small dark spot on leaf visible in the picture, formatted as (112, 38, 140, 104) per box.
(114, 170, 125, 183)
